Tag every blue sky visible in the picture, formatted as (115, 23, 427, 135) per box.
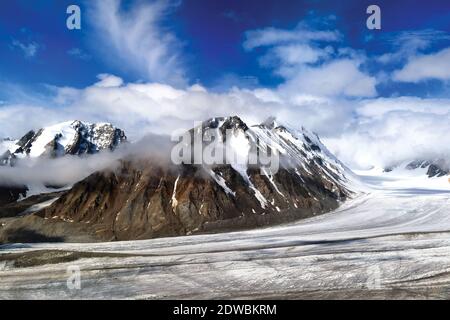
(1, 0, 450, 169)
(1, 0, 449, 96)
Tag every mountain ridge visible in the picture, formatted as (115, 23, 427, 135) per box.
(0, 120, 127, 206)
(30, 116, 361, 241)
(0, 120, 126, 166)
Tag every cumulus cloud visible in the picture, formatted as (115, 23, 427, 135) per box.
(0, 75, 352, 140)
(278, 59, 377, 98)
(325, 97, 450, 169)
(0, 104, 65, 139)
(88, 0, 186, 86)
(95, 74, 124, 88)
(259, 44, 333, 78)
(393, 47, 450, 82)
(1, 76, 450, 171)
(244, 21, 376, 98)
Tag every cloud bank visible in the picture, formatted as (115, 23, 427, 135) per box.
(0, 133, 174, 190)
(244, 21, 377, 98)
(1, 75, 450, 171)
(393, 47, 450, 83)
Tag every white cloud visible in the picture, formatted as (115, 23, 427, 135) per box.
(356, 96, 450, 118)
(377, 29, 450, 64)
(95, 74, 124, 88)
(2, 16, 449, 172)
(259, 44, 332, 78)
(326, 97, 450, 169)
(11, 40, 39, 58)
(1, 77, 450, 171)
(0, 133, 173, 188)
(393, 47, 450, 82)
(0, 104, 64, 139)
(0, 76, 350, 140)
(88, 0, 186, 86)
(278, 59, 377, 98)
(243, 22, 376, 98)
(243, 23, 341, 50)
(67, 47, 91, 61)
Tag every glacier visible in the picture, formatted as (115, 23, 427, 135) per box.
(0, 170, 449, 299)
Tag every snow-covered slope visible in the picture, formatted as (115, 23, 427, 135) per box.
(193, 116, 360, 197)
(0, 120, 126, 165)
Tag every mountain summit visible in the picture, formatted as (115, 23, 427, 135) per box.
(0, 120, 126, 165)
(0, 120, 127, 207)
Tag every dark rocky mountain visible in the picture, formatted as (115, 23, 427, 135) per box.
(0, 186, 27, 207)
(32, 116, 359, 242)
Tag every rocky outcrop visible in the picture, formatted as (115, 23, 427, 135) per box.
(0, 185, 27, 207)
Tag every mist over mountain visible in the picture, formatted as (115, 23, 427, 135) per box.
(0, 120, 129, 205)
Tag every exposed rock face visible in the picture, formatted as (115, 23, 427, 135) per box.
(40, 161, 350, 241)
(37, 116, 358, 241)
(406, 159, 449, 177)
(0, 186, 27, 207)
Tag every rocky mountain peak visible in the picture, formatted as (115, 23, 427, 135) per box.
(405, 159, 449, 177)
(0, 120, 127, 166)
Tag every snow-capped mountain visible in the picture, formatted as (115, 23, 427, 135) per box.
(0, 120, 126, 207)
(405, 159, 449, 177)
(0, 120, 126, 165)
(187, 116, 358, 199)
(38, 116, 360, 241)
(385, 159, 450, 178)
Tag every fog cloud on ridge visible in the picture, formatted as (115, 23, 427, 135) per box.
(0, 133, 174, 191)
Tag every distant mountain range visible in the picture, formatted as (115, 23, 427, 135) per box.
(385, 159, 450, 177)
(0, 120, 126, 166)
